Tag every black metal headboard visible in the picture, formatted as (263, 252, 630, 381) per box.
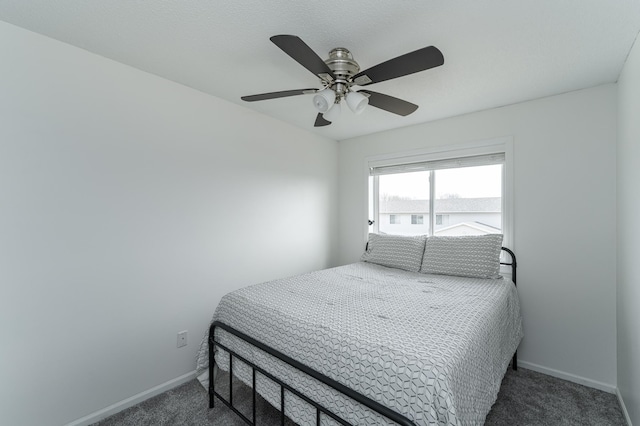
(500, 247, 518, 370)
(500, 247, 517, 286)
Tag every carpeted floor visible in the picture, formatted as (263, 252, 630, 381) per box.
(93, 367, 626, 425)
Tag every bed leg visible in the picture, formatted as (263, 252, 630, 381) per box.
(209, 385, 215, 409)
(512, 350, 518, 371)
(252, 369, 257, 424)
(209, 327, 215, 409)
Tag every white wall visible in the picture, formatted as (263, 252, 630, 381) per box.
(0, 22, 338, 426)
(339, 85, 618, 390)
(617, 32, 640, 425)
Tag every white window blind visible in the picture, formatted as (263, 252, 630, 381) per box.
(369, 153, 505, 176)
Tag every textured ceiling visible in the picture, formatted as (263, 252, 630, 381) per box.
(1, 1, 640, 140)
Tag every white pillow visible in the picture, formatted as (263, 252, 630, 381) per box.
(361, 233, 427, 272)
(420, 234, 503, 279)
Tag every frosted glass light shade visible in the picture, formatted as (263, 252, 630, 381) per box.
(312, 88, 336, 113)
(323, 101, 341, 122)
(346, 91, 368, 114)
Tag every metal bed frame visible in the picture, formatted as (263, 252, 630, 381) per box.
(209, 247, 518, 426)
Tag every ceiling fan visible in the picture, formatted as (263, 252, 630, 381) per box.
(241, 35, 444, 127)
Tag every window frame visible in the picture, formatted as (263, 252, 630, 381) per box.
(364, 137, 514, 252)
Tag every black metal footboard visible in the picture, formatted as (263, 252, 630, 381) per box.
(209, 247, 519, 425)
(209, 321, 417, 426)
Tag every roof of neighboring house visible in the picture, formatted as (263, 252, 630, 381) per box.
(435, 221, 501, 235)
(379, 197, 501, 214)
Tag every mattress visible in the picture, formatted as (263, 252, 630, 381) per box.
(196, 262, 523, 425)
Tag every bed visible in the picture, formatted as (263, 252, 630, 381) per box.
(195, 234, 523, 426)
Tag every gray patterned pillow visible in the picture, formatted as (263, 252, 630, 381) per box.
(361, 233, 427, 272)
(420, 234, 503, 279)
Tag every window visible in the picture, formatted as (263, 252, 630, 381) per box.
(389, 214, 400, 224)
(434, 165, 501, 235)
(368, 140, 512, 249)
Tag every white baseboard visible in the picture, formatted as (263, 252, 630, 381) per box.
(518, 360, 616, 394)
(65, 370, 197, 426)
(63, 363, 629, 425)
(616, 388, 633, 426)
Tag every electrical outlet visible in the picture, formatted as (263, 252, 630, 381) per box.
(177, 330, 188, 348)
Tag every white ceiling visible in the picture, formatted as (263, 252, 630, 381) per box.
(1, 1, 640, 140)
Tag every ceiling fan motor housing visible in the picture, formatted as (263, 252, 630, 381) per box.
(324, 48, 360, 98)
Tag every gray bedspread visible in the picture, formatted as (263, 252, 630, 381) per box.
(196, 262, 523, 425)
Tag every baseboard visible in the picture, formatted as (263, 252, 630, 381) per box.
(518, 361, 616, 394)
(616, 388, 633, 426)
(65, 370, 197, 426)
(60, 364, 629, 425)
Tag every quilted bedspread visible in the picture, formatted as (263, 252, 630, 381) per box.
(196, 262, 523, 425)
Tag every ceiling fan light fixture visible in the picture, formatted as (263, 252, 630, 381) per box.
(312, 88, 336, 113)
(323, 100, 342, 122)
(346, 91, 368, 115)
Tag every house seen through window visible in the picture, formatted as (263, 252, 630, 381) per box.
(369, 154, 504, 238)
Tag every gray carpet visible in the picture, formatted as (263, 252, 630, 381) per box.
(93, 367, 626, 425)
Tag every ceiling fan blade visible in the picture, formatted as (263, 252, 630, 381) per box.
(359, 90, 419, 116)
(352, 46, 444, 86)
(270, 35, 335, 82)
(314, 113, 331, 127)
(241, 88, 318, 102)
